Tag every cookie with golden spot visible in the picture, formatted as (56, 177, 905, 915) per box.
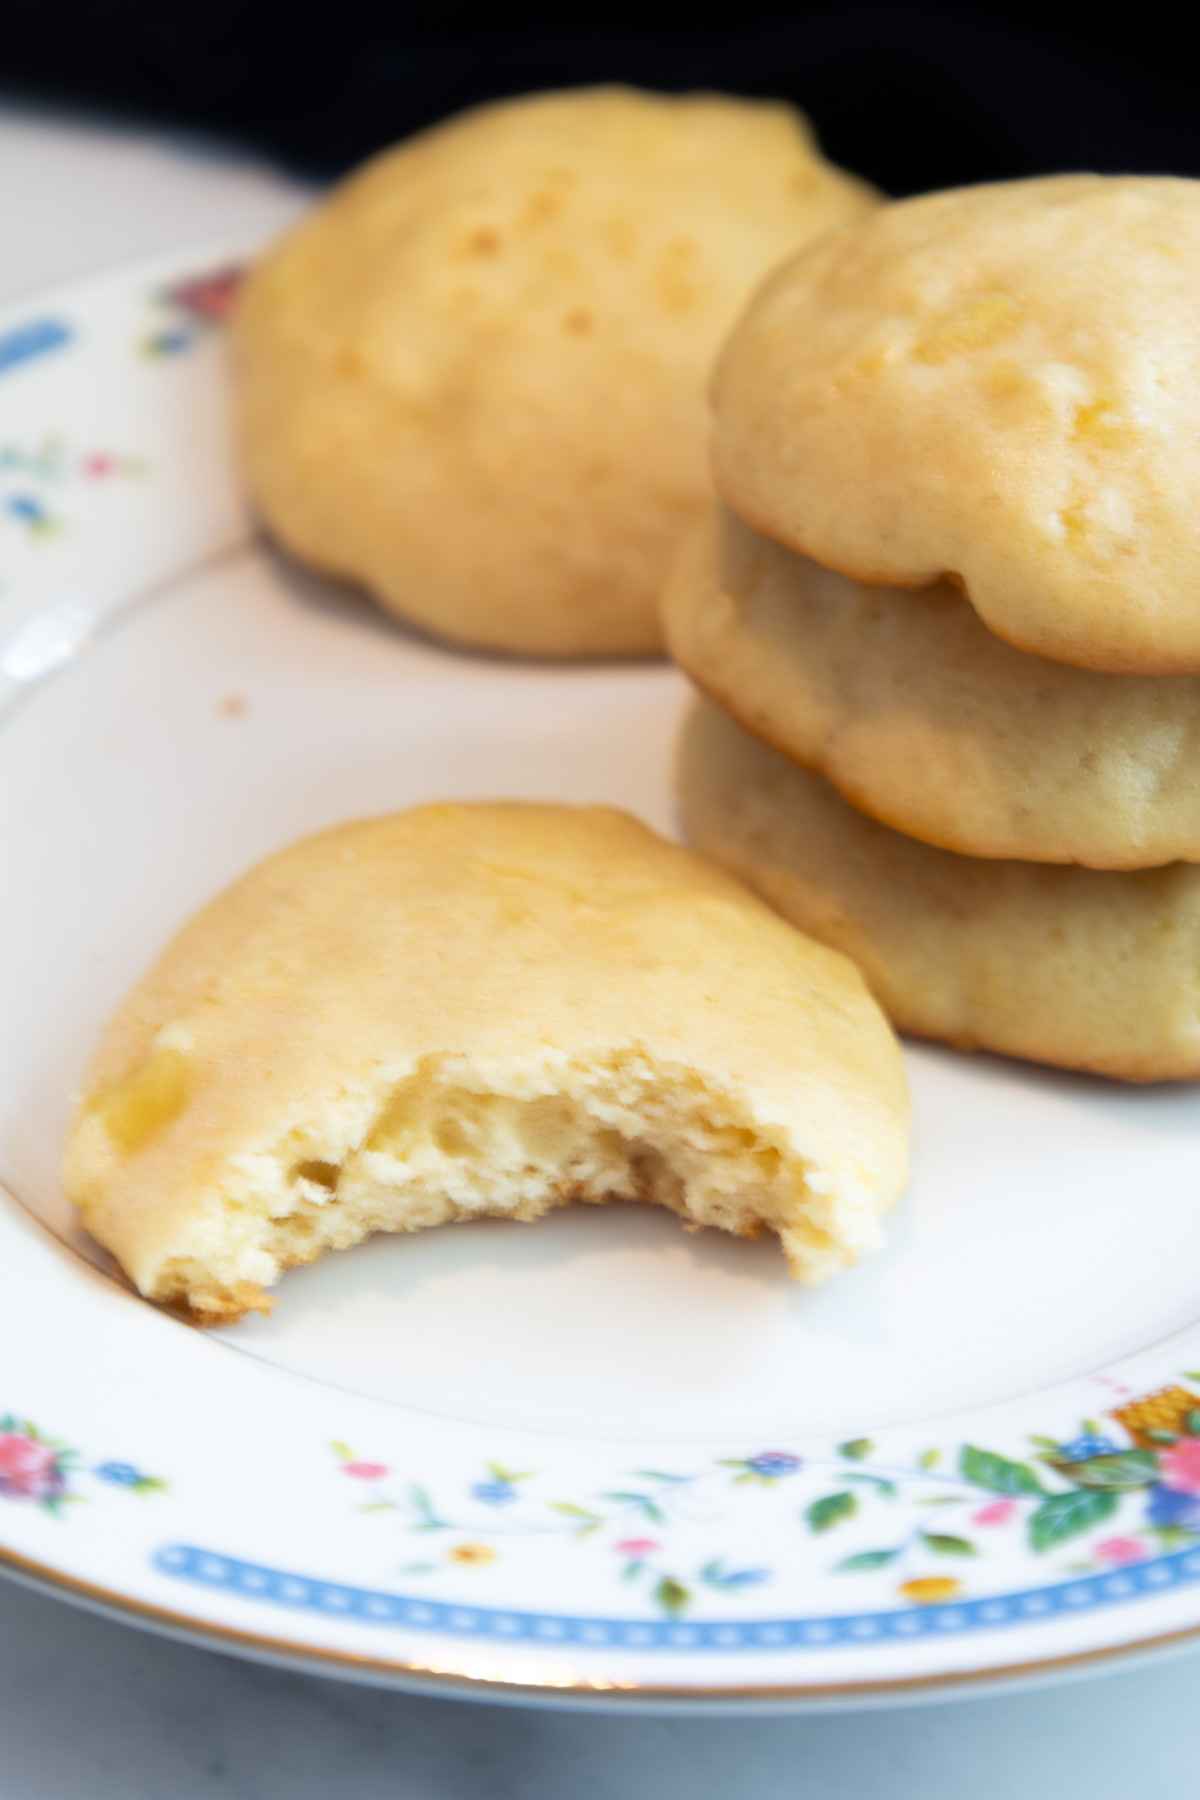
(664, 508, 1200, 869)
(678, 701, 1200, 1081)
(714, 176, 1200, 673)
(233, 86, 876, 658)
(64, 803, 908, 1319)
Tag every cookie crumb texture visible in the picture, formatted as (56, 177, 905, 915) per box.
(64, 805, 908, 1319)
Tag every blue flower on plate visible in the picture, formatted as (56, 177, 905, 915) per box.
(1056, 1434, 1120, 1463)
(701, 1559, 771, 1590)
(1146, 1483, 1200, 1530)
(746, 1452, 802, 1478)
(471, 1479, 517, 1507)
(94, 1461, 144, 1488)
(5, 494, 45, 523)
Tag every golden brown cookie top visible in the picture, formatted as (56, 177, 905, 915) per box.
(714, 176, 1200, 673)
(233, 86, 875, 657)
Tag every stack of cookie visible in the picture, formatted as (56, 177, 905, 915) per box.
(669, 175, 1200, 1081)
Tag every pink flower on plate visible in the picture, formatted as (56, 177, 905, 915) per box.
(342, 1461, 389, 1481)
(0, 1433, 63, 1501)
(167, 267, 243, 323)
(971, 1499, 1017, 1527)
(1160, 1439, 1200, 1496)
(1093, 1537, 1147, 1567)
(615, 1538, 660, 1556)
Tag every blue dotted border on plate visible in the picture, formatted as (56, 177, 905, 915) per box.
(153, 1543, 1200, 1653)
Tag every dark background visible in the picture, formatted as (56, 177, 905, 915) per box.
(1, 3, 1195, 195)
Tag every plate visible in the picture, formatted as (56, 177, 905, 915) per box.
(3, 248, 1200, 1710)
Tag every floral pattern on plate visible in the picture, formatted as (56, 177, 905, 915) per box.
(139, 265, 243, 358)
(0, 1412, 166, 1515)
(330, 1379, 1200, 1617)
(1, 436, 146, 542)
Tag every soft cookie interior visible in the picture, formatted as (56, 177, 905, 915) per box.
(76, 1044, 879, 1320)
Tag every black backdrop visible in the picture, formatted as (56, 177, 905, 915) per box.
(2, 4, 1195, 195)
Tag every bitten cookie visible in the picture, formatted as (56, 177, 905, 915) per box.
(714, 176, 1200, 673)
(232, 86, 875, 658)
(678, 701, 1200, 1081)
(664, 508, 1200, 869)
(64, 803, 908, 1319)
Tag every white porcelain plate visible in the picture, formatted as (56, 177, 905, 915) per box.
(4, 249, 1200, 1710)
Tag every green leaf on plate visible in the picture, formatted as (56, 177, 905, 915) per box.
(921, 1532, 977, 1557)
(407, 1484, 447, 1527)
(838, 1439, 874, 1461)
(1186, 1412, 1200, 1437)
(1150, 1526, 1199, 1550)
(1028, 1488, 1117, 1552)
(487, 1461, 533, 1485)
(602, 1491, 665, 1522)
(654, 1577, 690, 1617)
(959, 1445, 1044, 1496)
(918, 1448, 942, 1471)
(1064, 1451, 1158, 1492)
(844, 1473, 898, 1498)
(836, 1549, 900, 1572)
(806, 1491, 857, 1533)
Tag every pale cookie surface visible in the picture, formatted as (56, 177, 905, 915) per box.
(679, 701, 1200, 1081)
(714, 176, 1200, 673)
(664, 509, 1200, 869)
(233, 86, 875, 658)
(64, 803, 908, 1318)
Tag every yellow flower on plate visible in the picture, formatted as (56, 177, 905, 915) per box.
(448, 1542, 497, 1566)
(1112, 1385, 1198, 1449)
(900, 1576, 961, 1606)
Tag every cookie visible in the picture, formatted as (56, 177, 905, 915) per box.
(233, 86, 875, 658)
(664, 508, 1200, 869)
(64, 803, 908, 1318)
(678, 701, 1200, 1080)
(714, 176, 1200, 673)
